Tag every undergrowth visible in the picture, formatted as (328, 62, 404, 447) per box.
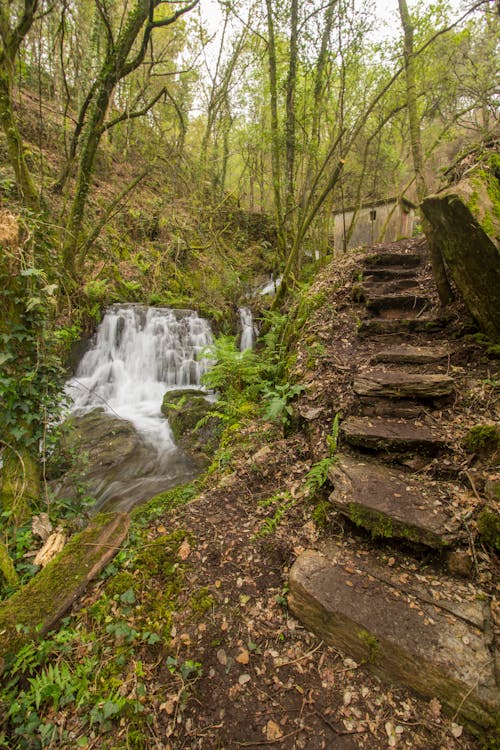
(0, 483, 199, 749)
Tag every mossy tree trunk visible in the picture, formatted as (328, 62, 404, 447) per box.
(0, 443, 40, 528)
(0, 1, 41, 212)
(397, 0, 453, 306)
(0, 539, 19, 588)
(62, 0, 199, 277)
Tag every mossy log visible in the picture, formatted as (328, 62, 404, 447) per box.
(0, 512, 129, 673)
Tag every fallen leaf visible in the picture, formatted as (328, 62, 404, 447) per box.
(217, 649, 227, 666)
(385, 721, 397, 747)
(238, 673, 251, 685)
(178, 539, 191, 560)
(266, 720, 283, 740)
(429, 698, 442, 719)
(236, 650, 250, 665)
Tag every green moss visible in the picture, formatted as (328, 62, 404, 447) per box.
(357, 628, 380, 664)
(131, 481, 198, 526)
(105, 571, 136, 599)
(189, 587, 214, 617)
(470, 160, 500, 239)
(311, 500, 330, 528)
(464, 424, 499, 456)
(348, 503, 393, 539)
(486, 345, 500, 359)
(477, 510, 500, 552)
(135, 530, 192, 578)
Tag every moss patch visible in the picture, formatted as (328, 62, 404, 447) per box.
(477, 510, 500, 552)
(348, 503, 394, 539)
(464, 424, 499, 457)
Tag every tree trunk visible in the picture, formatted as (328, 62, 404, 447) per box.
(0, 64, 40, 211)
(0, 444, 40, 528)
(285, 0, 298, 236)
(397, 0, 453, 305)
(0, 540, 19, 589)
(265, 0, 287, 260)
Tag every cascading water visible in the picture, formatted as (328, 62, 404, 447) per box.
(64, 304, 213, 511)
(239, 307, 255, 351)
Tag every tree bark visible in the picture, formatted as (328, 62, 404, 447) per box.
(265, 0, 287, 260)
(397, 0, 453, 305)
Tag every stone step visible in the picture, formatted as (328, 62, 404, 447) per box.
(363, 252, 422, 268)
(353, 371, 454, 399)
(328, 454, 464, 548)
(355, 279, 420, 299)
(371, 345, 449, 365)
(353, 399, 425, 419)
(358, 316, 450, 337)
(366, 294, 431, 317)
(362, 267, 418, 282)
(340, 416, 447, 453)
(288, 548, 499, 729)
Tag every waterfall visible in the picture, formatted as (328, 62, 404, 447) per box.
(67, 304, 213, 454)
(239, 307, 255, 351)
(259, 275, 282, 296)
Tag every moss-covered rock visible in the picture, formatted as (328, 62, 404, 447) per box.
(161, 389, 221, 457)
(477, 509, 500, 552)
(463, 424, 499, 459)
(422, 168, 500, 342)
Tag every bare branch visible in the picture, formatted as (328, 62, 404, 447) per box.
(100, 87, 167, 133)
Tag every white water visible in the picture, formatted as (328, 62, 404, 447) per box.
(259, 275, 282, 296)
(67, 305, 213, 454)
(239, 307, 255, 351)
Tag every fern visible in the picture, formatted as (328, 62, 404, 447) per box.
(305, 414, 340, 499)
(253, 492, 294, 538)
(326, 413, 340, 454)
(304, 457, 333, 497)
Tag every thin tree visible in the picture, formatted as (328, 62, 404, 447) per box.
(397, 0, 453, 304)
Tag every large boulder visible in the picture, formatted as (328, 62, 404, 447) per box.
(161, 389, 222, 457)
(422, 161, 500, 342)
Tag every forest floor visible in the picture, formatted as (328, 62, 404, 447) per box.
(61, 238, 499, 750)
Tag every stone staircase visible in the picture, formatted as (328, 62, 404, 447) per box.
(289, 245, 499, 731)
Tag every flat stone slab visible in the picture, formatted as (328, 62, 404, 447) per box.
(341, 416, 446, 453)
(358, 316, 451, 337)
(371, 345, 449, 364)
(354, 371, 454, 398)
(288, 549, 499, 729)
(363, 252, 422, 268)
(328, 454, 463, 547)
